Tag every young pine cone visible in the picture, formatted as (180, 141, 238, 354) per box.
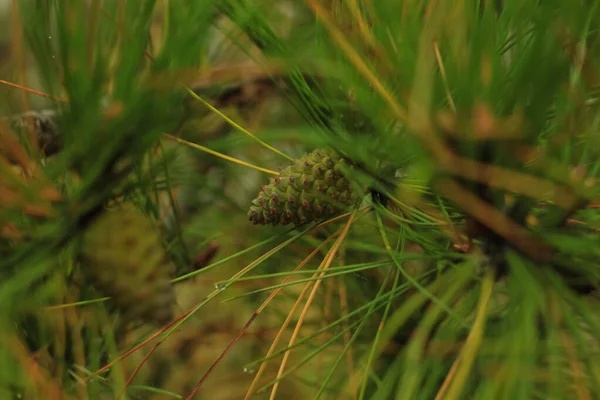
(248, 148, 361, 226)
(79, 204, 176, 325)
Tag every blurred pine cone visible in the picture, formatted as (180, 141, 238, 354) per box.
(79, 204, 176, 325)
(248, 148, 360, 226)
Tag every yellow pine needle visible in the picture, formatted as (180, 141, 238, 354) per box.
(550, 293, 592, 400)
(43, 297, 110, 310)
(435, 270, 494, 400)
(0, 81, 281, 177)
(182, 228, 335, 399)
(306, 0, 460, 175)
(344, 0, 379, 51)
(269, 211, 357, 400)
(5, 15, 291, 165)
(434, 41, 456, 113)
(90, 229, 302, 385)
(305, 0, 408, 124)
(163, 133, 280, 176)
(0, 79, 292, 169)
(185, 88, 294, 162)
(118, 228, 308, 400)
(244, 231, 341, 400)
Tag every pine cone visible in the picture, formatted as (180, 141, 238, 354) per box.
(248, 148, 360, 226)
(79, 204, 176, 325)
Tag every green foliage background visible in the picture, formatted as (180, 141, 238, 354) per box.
(1, 0, 600, 399)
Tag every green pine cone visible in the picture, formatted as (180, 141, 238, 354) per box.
(248, 148, 361, 226)
(79, 204, 176, 325)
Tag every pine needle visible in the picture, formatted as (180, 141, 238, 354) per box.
(242, 230, 340, 399)
(185, 88, 294, 162)
(0, 80, 68, 103)
(269, 211, 357, 399)
(435, 269, 495, 400)
(304, 0, 408, 123)
(163, 133, 280, 176)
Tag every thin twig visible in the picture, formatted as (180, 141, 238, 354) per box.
(435, 178, 555, 262)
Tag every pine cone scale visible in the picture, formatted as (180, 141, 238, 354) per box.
(248, 148, 361, 226)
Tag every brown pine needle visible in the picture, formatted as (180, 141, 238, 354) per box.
(549, 293, 592, 400)
(83, 305, 198, 382)
(116, 341, 162, 400)
(133, 232, 313, 393)
(184, 231, 340, 400)
(249, 279, 313, 400)
(0, 80, 68, 103)
(163, 133, 280, 176)
(269, 211, 356, 400)
(434, 350, 461, 400)
(434, 270, 494, 400)
(243, 230, 340, 400)
(88, 230, 305, 384)
(185, 315, 261, 400)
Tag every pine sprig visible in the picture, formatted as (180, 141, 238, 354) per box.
(3, 0, 600, 399)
